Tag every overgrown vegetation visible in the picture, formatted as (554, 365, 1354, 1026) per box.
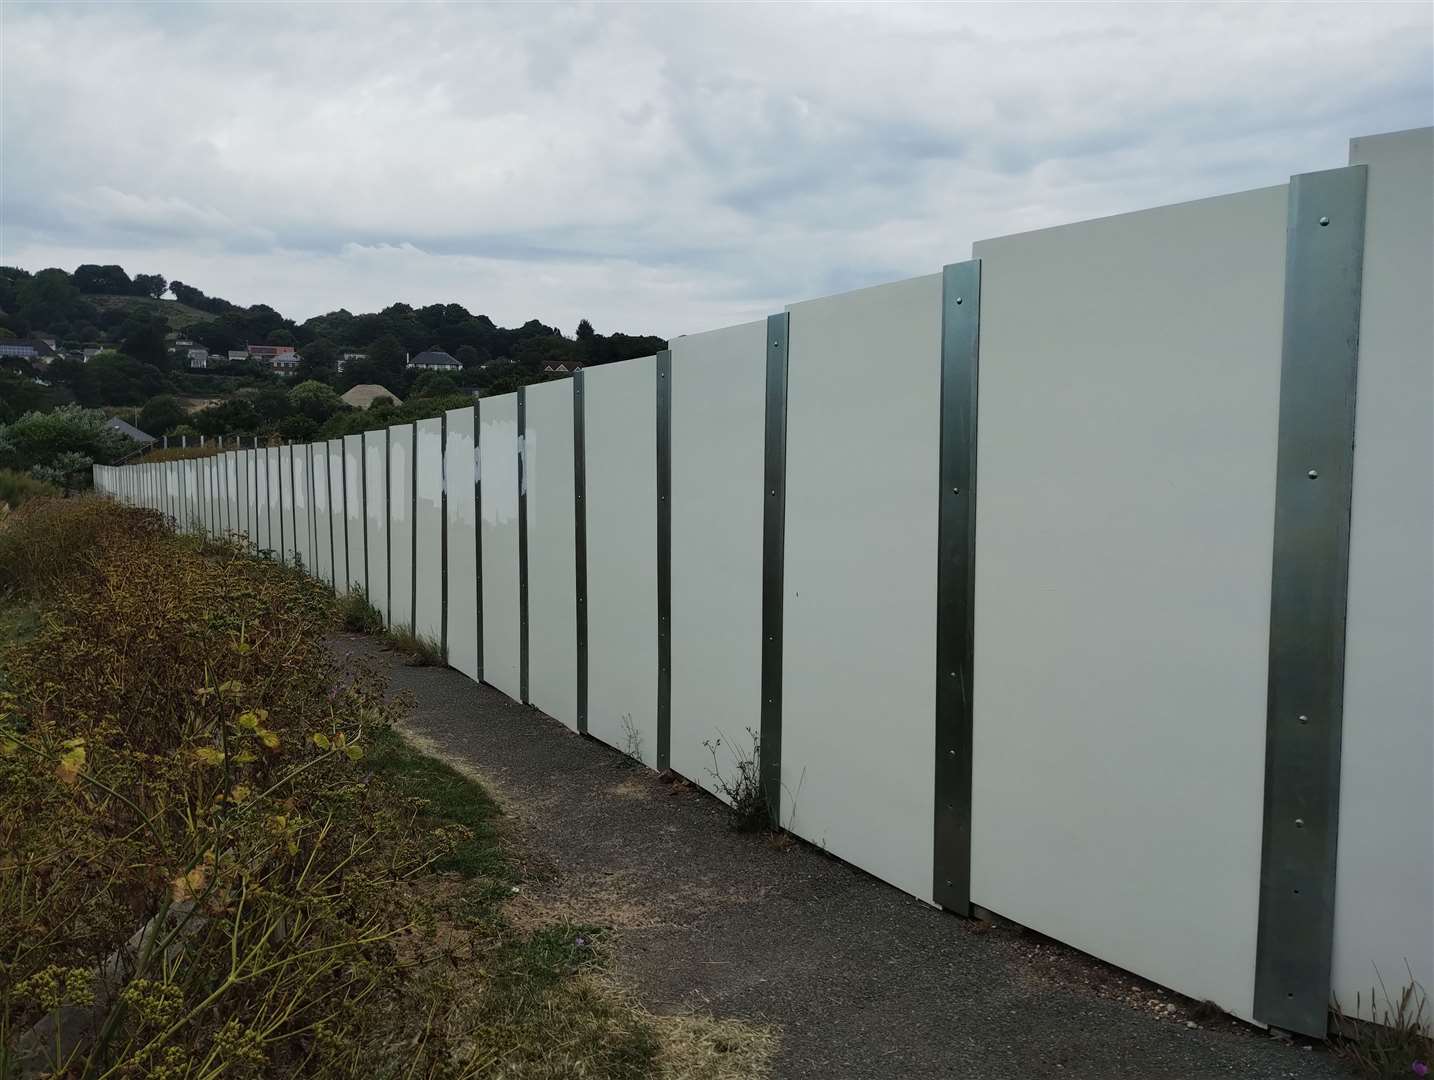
(382, 625, 446, 667)
(335, 588, 446, 666)
(0, 497, 771, 1078)
(0, 404, 133, 490)
(0, 469, 59, 510)
(703, 728, 770, 833)
(1333, 970, 1433, 1079)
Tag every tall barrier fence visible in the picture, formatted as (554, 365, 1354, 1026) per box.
(96, 128, 1432, 1037)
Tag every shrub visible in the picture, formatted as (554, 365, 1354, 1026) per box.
(0, 469, 59, 511)
(336, 588, 384, 634)
(0, 403, 132, 476)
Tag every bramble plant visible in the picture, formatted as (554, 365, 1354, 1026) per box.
(703, 727, 769, 833)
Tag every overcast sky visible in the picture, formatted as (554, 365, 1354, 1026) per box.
(2, 2, 1430, 338)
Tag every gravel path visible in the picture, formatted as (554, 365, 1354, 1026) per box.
(335, 633, 1352, 1080)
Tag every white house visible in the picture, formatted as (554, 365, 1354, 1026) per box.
(406, 347, 462, 372)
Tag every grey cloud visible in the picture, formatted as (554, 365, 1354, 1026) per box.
(1, 1, 1430, 336)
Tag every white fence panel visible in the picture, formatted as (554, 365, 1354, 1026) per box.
(782, 275, 941, 902)
(276, 445, 294, 563)
(481, 394, 522, 700)
(222, 453, 237, 538)
(669, 320, 767, 798)
(388, 424, 414, 630)
(969, 184, 1289, 1020)
(289, 446, 312, 571)
(343, 435, 366, 594)
(445, 408, 480, 682)
(326, 440, 348, 590)
(584, 356, 658, 765)
(363, 432, 390, 624)
(236, 452, 251, 546)
(414, 418, 445, 646)
(310, 443, 333, 586)
(272, 448, 286, 558)
(524, 380, 577, 729)
(1332, 128, 1434, 1018)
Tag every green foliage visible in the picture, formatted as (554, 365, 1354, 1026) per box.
(288, 379, 342, 421)
(192, 398, 259, 437)
(407, 370, 459, 398)
(72, 263, 135, 294)
(0, 404, 132, 479)
(276, 414, 319, 441)
(0, 469, 60, 511)
(30, 450, 95, 493)
(382, 624, 446, 667)
(138, 394, 187, 436)
(335, 589, 384, 634)
(119, 314, 171, 368)
(320, 393, 473, 439)
(0, 372, 56, 424)
(133, 272, 167, 299)
(74, 351, 167, 407)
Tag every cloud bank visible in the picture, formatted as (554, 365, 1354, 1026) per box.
(2, 2, 1430, 335)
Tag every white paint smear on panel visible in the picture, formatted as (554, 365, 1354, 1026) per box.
(414, 418, 446, 647)
(311, 445, 332, 585)
(267, 449, 283, 555)
(481, 396, 522, 699)
(524, 379, 577, 728)
(1333, 128, 1434, 1019)
(783, 275, 941, 903)
(584, 356, 658, 766)
(344, 435, 366, 595)
(363, 433, 390, 624)
(970, 184, 1289, 1019)
(445, 408, 480, 682)
(286, 446, 309, 570)
(388, 425, 414, 630)
(327, 441, 348, 592)
(669, 320, 767, 800)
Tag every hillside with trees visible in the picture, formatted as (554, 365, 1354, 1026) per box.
(0, 263, 667, 434)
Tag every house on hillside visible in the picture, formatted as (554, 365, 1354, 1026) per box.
(0, 339, 56, 361)
(187, 347, 209, 369)
(247, 344, 294, 361)
(340, 384, 402, 410)
(406, 347, 461, 372)
(82, 346, 104, 362)
(337, 351, 367, 374)
(228, 350, 249, 364)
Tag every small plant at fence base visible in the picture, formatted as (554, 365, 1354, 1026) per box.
(704, 727, 770, 833)
(1332, 967, 1433, 1080)
(619, 713, 644, 765)
(383, 624, 444, 666)
(336, 586, 384, 634)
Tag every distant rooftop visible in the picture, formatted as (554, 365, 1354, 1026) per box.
(104, 416, 156, 444)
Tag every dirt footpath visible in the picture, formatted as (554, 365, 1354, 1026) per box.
(334, 633, 1352, 1080)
